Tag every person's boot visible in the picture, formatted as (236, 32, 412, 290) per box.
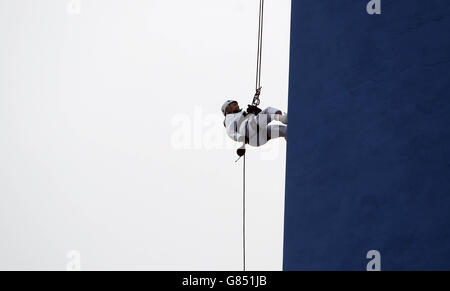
(279, 113, 288, 125)
(274, 113, 288, 125)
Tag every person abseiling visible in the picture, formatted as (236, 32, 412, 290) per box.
(221, 100, 287, 157)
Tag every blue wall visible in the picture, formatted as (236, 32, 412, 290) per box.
(284, 0, 450, 270)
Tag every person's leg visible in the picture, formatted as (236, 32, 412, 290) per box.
(247, 114, 288, 147)
(258, 107, 280, 125)
(248, 124, 287, 147)
(261, 107, 283, 115)
(260, 107, 287, 125)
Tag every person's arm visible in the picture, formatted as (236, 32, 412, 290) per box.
(225, 117, 245, 143)
(225, 117, 247, 159)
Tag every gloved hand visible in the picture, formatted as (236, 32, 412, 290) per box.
(247, 105, 262, 115)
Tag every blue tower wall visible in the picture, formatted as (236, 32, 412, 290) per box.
(284, 0, 450, 270)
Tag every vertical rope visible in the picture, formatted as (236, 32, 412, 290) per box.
(252, 0, 265, 107)
(241, 0, 265, 272)
(255, 0, 264, 92)
(243, 154, 246, 271)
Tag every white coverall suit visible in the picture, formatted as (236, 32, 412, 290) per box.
(224, 107, 287, 147)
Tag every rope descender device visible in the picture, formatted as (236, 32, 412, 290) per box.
(247, 87, 263, 116)
(252, 87, 262, 107)
(235, 146, 246, 163)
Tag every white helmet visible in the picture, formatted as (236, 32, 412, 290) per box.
(221, 100, 237, 116)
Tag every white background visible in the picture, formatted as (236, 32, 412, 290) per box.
(0, 0, 291, 270)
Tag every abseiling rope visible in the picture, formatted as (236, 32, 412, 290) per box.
(255, 0, 264, 93)
(253, 0, 265, 107)
(242, 0, 265, 272)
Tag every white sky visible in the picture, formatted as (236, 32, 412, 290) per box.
(0, 0, 291, 270)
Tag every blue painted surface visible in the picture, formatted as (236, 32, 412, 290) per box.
(283, 0, 450, 270)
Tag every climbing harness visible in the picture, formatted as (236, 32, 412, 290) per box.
(238, 0, 265, 272)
